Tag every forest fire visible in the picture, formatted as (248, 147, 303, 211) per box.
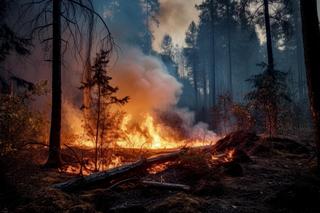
(115, 113, 217, 150)
(63, 107, 220, 175)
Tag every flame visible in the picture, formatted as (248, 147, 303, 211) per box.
(115, 113, 215, 150)
(63, 106, 219, 174)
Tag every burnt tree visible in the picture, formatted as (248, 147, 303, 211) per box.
(46, 0, 62, 168)
(24, 0, 114, 168)
(300, 0, 320, 170)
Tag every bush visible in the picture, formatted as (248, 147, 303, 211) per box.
(0, 82, 47, 157)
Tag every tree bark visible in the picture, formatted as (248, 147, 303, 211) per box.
(52, 150, 184, 191)
(45, 0, 62, 168)
(210, 0, 216, 106)
(141, 180, 191, 191)
(263, 0, 274, 70)
(292, 0, 306, 102)
(226, 0, 233, 98)
(300, 0, 320, 170)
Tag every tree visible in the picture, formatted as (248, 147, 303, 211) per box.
(23, 0, 114, 168)
(246, 63, 290, 137)
(160, 35, 179, 78)
(263, 0, 274, 70)
(300, 0, 320, 170)
(81, 49, 128, 171)
(245, 0, 293, 70)
(0, 0, 31, 63)
(161, 34, 173, 57)
(197, 0, 217, 106)
(184, 22, 199, 110)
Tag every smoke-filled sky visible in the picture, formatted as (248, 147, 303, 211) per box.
(97, 0, 320, 51)
(151, 0, 202, 51)
(95, 0, 202, 51)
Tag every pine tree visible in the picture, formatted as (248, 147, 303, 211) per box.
(81, 50, 129, 171)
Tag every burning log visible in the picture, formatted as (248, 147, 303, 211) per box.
(52, 150, 185, 191)
(141, 180, 191, 191)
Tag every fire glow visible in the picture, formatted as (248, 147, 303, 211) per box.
(73, 112, 219, 150)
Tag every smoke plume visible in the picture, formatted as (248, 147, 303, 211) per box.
(110, 47, 182, 117)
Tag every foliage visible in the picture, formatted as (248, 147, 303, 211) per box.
(212, 93, 255, 134)
(161, 34, 173, 57)
(80, 49, 129, 170)
(0, 81, 48, 157)
(0, 0, 31, 62)
(246, 63, 291, 136)
(231, 103, 255, 132)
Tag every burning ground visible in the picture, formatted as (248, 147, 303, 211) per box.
(1, 131, 320, 213)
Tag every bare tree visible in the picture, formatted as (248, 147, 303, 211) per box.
(22, 0, 114, 168)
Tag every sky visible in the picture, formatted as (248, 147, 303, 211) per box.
(95, 0, 320, 52)
(151, 0, 202, 51)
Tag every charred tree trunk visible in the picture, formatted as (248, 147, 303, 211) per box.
(192, 55, 199, 110)
(292, 0, 306, 102)
(95, 85, 101, 171)
(300, 0, 320, 170)
(52, 150, 184, 191)
(263, 0, 274, 70)
(82, 14, 94, 128)
(263, 0, 278, 136)
(226, 0, 233, 99)
(45, 0, 62, 168)
(210, 0, 216, 106)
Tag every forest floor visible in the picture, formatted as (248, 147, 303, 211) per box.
(1, 131, 320, 213)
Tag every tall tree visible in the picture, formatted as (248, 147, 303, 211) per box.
(24, 0, 113, 168)
(263, 0, 274, 70)
(47, 0, 63, 168)
(184, 22, 199, 109)
(300, 0, 320, 170)
(161, 34, 173, 57)
(81, 49, 128, 171)
(226, 0, 234, 98)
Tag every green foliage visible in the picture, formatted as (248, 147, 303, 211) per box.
(0, 81, 48, 157)
(246, 64, 291, 136)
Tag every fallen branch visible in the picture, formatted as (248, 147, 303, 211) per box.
(141, 180, 191, 191)
(52, 150, 184, 191)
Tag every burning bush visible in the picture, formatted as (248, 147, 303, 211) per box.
(80, 49, 129, 171)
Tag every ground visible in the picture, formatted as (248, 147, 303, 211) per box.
(1, 131, 320, 213)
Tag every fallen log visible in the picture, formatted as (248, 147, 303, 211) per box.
(141, 180, 191, 191)
(52, 150, 184, 191)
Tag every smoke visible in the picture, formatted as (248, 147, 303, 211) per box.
(110, 47, 182, 117)
(151, 0, 201, 51)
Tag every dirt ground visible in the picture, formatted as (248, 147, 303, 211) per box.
(1, 131, 320, 213)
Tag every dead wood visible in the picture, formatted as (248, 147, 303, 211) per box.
(51, 150, 184, 191)
(141, 180, 191, 191)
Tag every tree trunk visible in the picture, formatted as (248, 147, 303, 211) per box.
(45, 0, 62, 168)
(210, 0, 216, 106)
(95, 85, 101, 171)
(300, 0, 320, 170)
(263, 0, 274, 70)
(192, 55, 199, 111)
(226, 0, 233, 99)
(292, 0, 306, 102)
(82, 13, 94, 128)
(52, 150, 184, 191)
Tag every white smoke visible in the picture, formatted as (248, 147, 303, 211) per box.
(110, 47, 183, 117)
